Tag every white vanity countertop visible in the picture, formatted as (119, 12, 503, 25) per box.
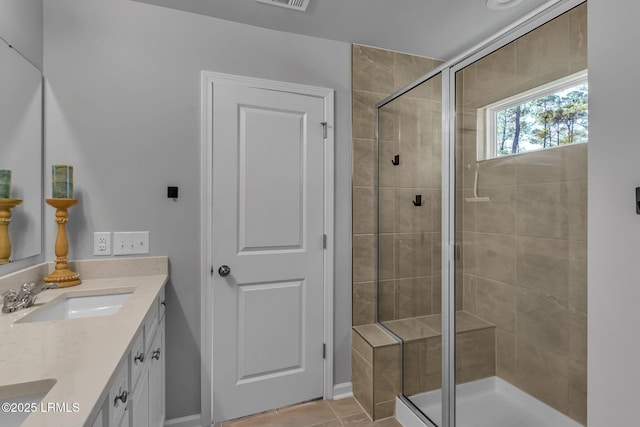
(0, 257, 168, 427)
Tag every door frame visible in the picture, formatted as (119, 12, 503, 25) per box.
(200, 71, 335, 426)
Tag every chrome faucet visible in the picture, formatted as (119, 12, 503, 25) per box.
(2, 282, 58, 313)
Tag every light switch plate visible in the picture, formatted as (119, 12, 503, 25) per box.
(113, 231, 149, 256)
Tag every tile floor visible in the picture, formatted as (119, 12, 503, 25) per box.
(214, 398, 402, 427)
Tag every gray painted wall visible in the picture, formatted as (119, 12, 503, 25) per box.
(43, 0, 351, 419)
(0, 0, 43, 69)
(588, 0, 640, 425)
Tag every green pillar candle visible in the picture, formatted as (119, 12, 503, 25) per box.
(52, 165, 73, 198)
(0, 170, 11, 199)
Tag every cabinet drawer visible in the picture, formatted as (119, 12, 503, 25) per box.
(129, 331, 145, 389)
(109, 360, 129, 426)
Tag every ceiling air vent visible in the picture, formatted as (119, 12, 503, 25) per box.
(255, 0, 310, 12)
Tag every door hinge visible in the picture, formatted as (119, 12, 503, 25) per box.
(321, 122, 327, 139)
(323, 234, 327, 249)
(323, 343, 326, 359)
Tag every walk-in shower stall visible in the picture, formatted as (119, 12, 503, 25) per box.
(375, 1, 587, 426)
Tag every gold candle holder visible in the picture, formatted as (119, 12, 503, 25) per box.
(0, 198, 22, 264)
(44, 198, 81, 287)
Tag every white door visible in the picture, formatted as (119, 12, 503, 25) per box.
(211, 81, 326, 423)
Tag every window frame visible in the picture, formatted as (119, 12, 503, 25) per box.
(477, 69, 588, 160)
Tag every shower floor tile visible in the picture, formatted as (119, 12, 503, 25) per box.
(406, 376, 582, 427)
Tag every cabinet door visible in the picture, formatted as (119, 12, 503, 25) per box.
(131, 373, 149, 427)
(149, 323, 164, 427)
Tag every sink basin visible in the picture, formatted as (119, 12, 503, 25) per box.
(18, 291, 133, 323)
(0, 379, 56, 427)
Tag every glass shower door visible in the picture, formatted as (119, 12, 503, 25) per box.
(377, 71, 444, 426)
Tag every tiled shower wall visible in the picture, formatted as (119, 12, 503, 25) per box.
(352, 44, 442, 326)
(457, 3, 587, 424)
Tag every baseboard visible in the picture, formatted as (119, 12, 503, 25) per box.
(164, 413, 202, 427)
(332, 382, 353, 400)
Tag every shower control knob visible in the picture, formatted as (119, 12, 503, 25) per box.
(218, 265, 231, 277)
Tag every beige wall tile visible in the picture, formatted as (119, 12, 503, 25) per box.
(395, 188, 432, 233)
(515, 12, 570, 91)
(395, 233, 432, 279)
(515, 182, 569, 239)
(397, 143, 433, 188)
(353, 139, 376, 187)
(352, 350, 374, 418)
(379, 140, 399, 188)
(462, 189, 477, 232)
(462, 231, 477, 275)
(496, 330, 516, 382)
(476, 277, 516, 333)
(460, 328, 496, 383)
(353, 329, 374, 365)
(353, 235, 376, 283)
(425, 337, 443, 391)
(568, 2, 588, 73)
(463, 274, 477, 314)
(353, 187, 376, 235)
(462, 144, 477, 189)
(516, 236, 569, 297)
(354, 324, 398, 347)
(516, 289, 569, 355)
(378, 280, 396, 322)
(379, 102, 398, 142)
(568, 359, 587, 425)
(373, 345, 401, 403)
(396, 277, 432, 319)
(379, 188, 395, 234)
(353, 281, 376, 326)
(478, 156, 516, 187)
(432, 234, 442, 277)
(562, 143, 588, 182)
(568, 240, 587, 305)
(352, 45, 395, 93)
(353, 90, 386, 140)
(402, 340, 426, 396)
(475, 42, 517, 106)
(515, 339, 569, 413)
(379, 234, 395, 280)
(475, 187, 516, 234)
(431, 279, 442, 315)
(393, 52, 440, 98)
(514, 148, 564, 185)
(476, 233, 515, 285)
(567, 180, 588, 242)
(374, 401, 395, 420)
(569, 298, 587, 365)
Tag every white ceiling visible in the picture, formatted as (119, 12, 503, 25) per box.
(133, 0, 553, 60)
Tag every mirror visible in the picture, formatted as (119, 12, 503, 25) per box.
(0, 41, 42, 266)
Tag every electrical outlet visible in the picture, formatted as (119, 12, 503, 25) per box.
(113, 231, 149, 256)
(93, 232, 112, 256)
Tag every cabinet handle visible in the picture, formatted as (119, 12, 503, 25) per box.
(134, 352, 145, 364)
(114, 390, 128, 406)
(152, 348, 161, 360)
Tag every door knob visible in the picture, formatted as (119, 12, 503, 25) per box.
(218, 265, 231, 277)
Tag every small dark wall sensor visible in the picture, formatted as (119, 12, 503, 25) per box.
(636, 187, 640, 214)
(168, 186, 179, 199)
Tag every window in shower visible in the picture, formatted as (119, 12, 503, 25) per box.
(477, 70, 588, 160)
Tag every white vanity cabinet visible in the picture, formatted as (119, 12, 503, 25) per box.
(126, 288, 166, 427)
(88, 285, 166, 427)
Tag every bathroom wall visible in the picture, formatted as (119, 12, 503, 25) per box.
(43, 0, 351, 420)
(352, 44, 442, 326)
(458, 3, 587, 423)
(0, 0, 43, 69)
